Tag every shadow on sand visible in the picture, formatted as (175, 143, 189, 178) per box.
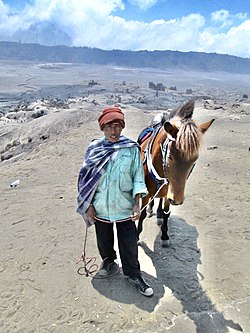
(92, 215, 243, 333)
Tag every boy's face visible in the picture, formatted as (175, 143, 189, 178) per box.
(103, 121, 123, 142)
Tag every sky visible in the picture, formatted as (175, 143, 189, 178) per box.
(0, 0, 250, 58)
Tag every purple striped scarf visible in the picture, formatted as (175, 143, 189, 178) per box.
(77, 135, 139, 226)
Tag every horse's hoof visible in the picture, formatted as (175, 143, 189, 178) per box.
(161, 239, 170, 247)
(156, 218, 163, 225)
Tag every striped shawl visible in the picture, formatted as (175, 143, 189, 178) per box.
(77, 135, 139, 226)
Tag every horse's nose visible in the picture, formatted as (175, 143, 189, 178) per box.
(169, 199, 177, 205)
(169, 198, 184, 205)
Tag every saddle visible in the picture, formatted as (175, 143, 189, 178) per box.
(137, 126, 155, 145)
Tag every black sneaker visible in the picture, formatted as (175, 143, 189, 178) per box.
(98, 258, 114, 276)
(128, 275, 154, 296)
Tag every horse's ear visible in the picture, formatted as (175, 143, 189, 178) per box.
(164, 122, 178, 139)
(177, 99, 195, 119)
(199, 119, 215, 134)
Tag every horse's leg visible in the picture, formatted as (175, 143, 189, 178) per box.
(156, 198, 164, 225)
(147, 199, 154, 217)
(137, 197, 149, 242)
(160, 199, 171, 247)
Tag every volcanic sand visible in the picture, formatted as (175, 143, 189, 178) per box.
(0, 61, 249, 333)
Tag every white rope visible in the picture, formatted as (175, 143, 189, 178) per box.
(140, 180, 168, 214)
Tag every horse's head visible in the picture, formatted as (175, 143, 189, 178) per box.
(162, 100, 214, 205)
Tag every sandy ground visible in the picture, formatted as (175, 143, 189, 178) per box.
(0, 61, 249, 333)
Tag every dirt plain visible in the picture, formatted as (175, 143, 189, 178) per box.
(0, 61, 249, 333)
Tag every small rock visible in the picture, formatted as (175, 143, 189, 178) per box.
(40, 134, 49, 140)
(207, 145, 218, 150)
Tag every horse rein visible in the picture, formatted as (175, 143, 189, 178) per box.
(77, 126, 173, 278)
(76, 224, 99, 277)
(76, 194, 165, 278)
(143, 125, 174, 189)
(77, 215, 137, 278)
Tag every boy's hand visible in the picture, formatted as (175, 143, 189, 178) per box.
(131, 204, 141, 221)
(86, 204, 96, 222)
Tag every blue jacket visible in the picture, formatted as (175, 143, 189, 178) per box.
(92, 145, 147, 222)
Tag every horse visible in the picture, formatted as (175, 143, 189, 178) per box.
(137, 100, 214, 246)
(146, 198, 163, 221)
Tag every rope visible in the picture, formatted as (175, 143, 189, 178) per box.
(76, 225, 98, 277)
(77, 181, 167, 278)
(140, 180, 168, 215)
(76, 224, 120, 278)
(94, 216, 131, 223)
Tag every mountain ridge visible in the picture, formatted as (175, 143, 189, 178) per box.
(1, 41, 250, 75)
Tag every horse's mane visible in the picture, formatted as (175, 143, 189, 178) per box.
(173, 118, 202, 160)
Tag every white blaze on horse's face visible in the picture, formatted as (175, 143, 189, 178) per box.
(137, 100, 215, 243)
(164, 118, 215, 206)
(166, 149, 198, 205)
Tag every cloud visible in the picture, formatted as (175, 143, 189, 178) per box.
(0, 0, 249, 58)
(210, 9, 248, 29)
(0, 1, 31, 34)
(128, 0, 158, 10)
(201, 19, 250, 58)
(211, 9, 230, 22)
(122, 14, 206, 52)
(0, 0, 8, 13)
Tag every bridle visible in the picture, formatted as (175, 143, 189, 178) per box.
(143, 124, 196, 190)
(143, 125, 174, 190)
(77, 127, 180, 278)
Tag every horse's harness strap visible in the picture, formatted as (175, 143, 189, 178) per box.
(144, 126, 174, 189)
